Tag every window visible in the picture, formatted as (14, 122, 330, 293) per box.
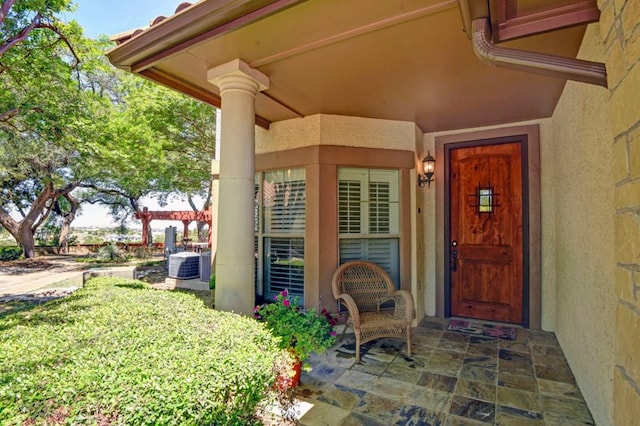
(255, 168, 306, 301)
(338, 168, 400, 287)
(479, 188, 493, 213)
(468, 183, 500, 216)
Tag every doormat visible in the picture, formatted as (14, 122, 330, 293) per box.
(447, 319, 516, 340)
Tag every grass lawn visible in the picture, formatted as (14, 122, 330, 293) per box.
(0, 277, 289, 425)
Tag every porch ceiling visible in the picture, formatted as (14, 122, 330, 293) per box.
(107, 0, 589, 132)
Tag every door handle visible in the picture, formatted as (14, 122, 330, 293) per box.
(451, 240, 458, 272)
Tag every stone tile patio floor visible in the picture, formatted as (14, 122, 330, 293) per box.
(291, 317, 594, 425)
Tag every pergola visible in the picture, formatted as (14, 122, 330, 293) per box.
(134, 207, 212, 246)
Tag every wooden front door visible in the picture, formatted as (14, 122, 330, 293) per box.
(449, 141, 524, 324)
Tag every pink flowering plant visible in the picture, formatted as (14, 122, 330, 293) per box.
(254, 290, 337, 363)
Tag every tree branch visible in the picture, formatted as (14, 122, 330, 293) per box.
(0, 0, 16, 26)
(204, 184, 212, 209)
(0, 204, 19, 238)
(64, 192, 79, 212)
(130, 197, 140, 212)
(83, 197, 124, 206)
(32, 199, 53, 231)
(0, 106, 43, 125)
(80, 183, 132, 199)
(51, 180, 81, 200)
(0, 107, 18, 123)
(187, 194, 198, 211)
(0, 12, 42, 57)
(0, 18, 79, 66)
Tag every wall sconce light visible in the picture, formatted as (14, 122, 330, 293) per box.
(418, 151, 435, 188)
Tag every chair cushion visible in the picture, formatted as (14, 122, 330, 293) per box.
(349, 311, 409, 328)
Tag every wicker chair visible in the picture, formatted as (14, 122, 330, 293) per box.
(331, 260, 415, 363)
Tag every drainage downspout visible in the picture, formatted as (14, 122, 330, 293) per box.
(472, 18, 607, 87)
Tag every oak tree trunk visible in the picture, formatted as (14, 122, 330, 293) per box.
(18, 223, 36, 259)
(57, 194, 79, 254)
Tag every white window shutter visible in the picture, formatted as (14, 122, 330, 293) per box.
(337, 167, 400, 289)
(260, 169, 306, 300)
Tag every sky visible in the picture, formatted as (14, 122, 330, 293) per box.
(65, 0, 183, 38)
(61, 1, 207, 229)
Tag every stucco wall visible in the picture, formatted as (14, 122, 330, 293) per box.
(256, 114, 321, 153)
(597, 0, 640, 424)
(416, 128, 435, 319)
(538, 120, 557, 331)
(420, 133, 438, 317)
(548, 23, 616, 426)
(255, 113, 422, 316)
(256, 114, 417, 154)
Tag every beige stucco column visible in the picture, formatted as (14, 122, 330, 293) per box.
(208, 59, 269, 315)
(209, 108, 221, 272)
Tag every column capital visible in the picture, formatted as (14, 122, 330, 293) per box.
(207, 59, 269, 97)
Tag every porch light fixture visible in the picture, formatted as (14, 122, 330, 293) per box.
(418, 151, 435, 188)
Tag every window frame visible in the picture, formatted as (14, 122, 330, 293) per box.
(255, 168, 306, 301)
(337, 167, 401, 287)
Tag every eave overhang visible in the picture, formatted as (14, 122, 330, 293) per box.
(106, 1, 306, 128)
(107, 0, 306, 71)
(106, 0, 598, 133)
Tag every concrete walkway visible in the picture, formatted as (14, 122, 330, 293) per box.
(0, 257, 135, 298)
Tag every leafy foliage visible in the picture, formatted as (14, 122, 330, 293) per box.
(35, 222, 77, 246)
(94, 242, 128, 262)
(0, 277, 290, 425)
(0, 7, 112, 256)
(0, 0, 76, 58)
(71, 243, 129, 264)
(0, 0, 217, 256)
(0, 245, 21, 260)
(254, 290, 337, 364)
(81, 77, 217, 224)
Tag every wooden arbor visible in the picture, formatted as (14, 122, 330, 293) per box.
(134, 207, 212, 246)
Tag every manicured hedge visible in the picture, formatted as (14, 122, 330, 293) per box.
(0, 277, 288, 425)
(0, 246, 22, 261)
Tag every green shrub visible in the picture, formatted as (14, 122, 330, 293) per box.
(133, 247, 151, 259)
(96, 243, 129, 262)
(73, 243, 130, 264)
(0, 277, 290, 425)
(138, 260, 163, 267)
(35, 224, 77, 247)
(0, 246, 22, 261)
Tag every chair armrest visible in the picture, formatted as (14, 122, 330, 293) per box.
(391, 289, 415, 322)
(376, 296, 394, 312)
(336, 293, 362, 328)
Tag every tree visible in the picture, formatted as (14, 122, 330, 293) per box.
(52, 192, 79, 253)
(129, 81, 216, 240)
(76, 76, 174, 244)
(0, 0, 75, 57)
(0, 43, 85, 258)
(0, 3, 112, 257)
(1, 0, 77, 124)
(81, 77, 217, 242)
(0, 1, 217, 255)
